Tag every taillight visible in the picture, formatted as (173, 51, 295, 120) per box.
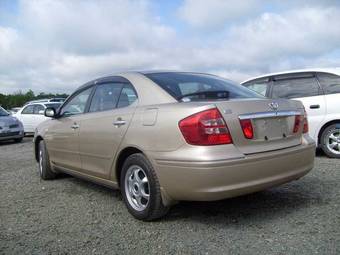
(293, 115, 301, 133)
(303, 110, 308, 133)
(239, 119, 254, 139)
(178, 108, 232, 145)
(293, 110, 308, 134)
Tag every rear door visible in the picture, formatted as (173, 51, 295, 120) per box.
(77, 79, 138, 179)
(270, 73, 326, 141)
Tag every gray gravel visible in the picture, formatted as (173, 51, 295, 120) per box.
(0, 138, 339, 254)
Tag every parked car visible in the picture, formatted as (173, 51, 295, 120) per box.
(242, 68, 340, 158)
(24, 98, 66, 106)
(7, 107, 22, 115)
(0, 106, 24, 142)
(15, 102, 62, 133)
(33, 71, 315, 220)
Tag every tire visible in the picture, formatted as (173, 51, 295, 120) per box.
(14, 138, 23, 143)
(120, 153, 169, 221)
(320, 123, 340, 158)
(38, 140, 57, 180)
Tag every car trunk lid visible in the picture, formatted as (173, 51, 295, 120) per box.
(214, 98, 304, 154)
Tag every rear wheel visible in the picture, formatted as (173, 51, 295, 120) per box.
(38, 140, 57, 180)
(320, 123, 340, 158)
(120, 153, 169, 221)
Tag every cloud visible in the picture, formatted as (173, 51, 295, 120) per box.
(0, 0, 339, 94)
(178, 0, 260, 30)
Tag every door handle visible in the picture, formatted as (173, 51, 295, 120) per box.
(71, 123, 80, 130)
(310, 104, 320, 109)
(113, 119, 126, 127)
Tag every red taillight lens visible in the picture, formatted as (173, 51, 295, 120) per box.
(239, 119, 254, 139)
(293, 115, 301, 133)
(303, 110, 308, 133)
(178, 108, 232, 145)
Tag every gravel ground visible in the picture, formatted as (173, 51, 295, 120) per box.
(0, 138, 339, 255)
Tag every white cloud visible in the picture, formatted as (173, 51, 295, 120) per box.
(0, 0, 339, 93)
(178, 0, 260, 30)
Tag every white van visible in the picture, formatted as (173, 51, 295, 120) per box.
(242, 68, 340, 158)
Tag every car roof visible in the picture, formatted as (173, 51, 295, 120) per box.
(242, 67, 340, 84)
(74, 70, 220, 91)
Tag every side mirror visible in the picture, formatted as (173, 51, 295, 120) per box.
(44, 107, 56, 118)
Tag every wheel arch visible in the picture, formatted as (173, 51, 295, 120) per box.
(34, 136, 44, 162)
(318, 119, 340, 145)
(115, 146, 144, 187)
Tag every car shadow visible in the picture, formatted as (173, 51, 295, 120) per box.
(0, 137, 31, 146)
(56, 173, 324, 223)
(164, 176, 324, 224)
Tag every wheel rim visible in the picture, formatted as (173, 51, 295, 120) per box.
(39, 149, 43, 175)
(124, 165, 150, 211)
(326, 129, 340, 155)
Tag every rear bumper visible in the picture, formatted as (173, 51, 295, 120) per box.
(152, 140, 315, 202)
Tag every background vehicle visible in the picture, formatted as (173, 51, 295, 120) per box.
(242, 68, 340, 158)
(0, 106, 24, 142)
(15, 102, 62, 134)
(34, 71, 314, 220)
(7, 107, 22, 115)
(24, 98, 66, 106)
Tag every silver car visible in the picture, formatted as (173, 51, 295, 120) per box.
(0, 106, 24, 143)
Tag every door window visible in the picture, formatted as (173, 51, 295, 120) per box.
(89, 83, 123, 112)
(117, 84, 137, 108)
(33, 105, 45, 115)
(60, 87, 92, 116)
(272, 76, 321, 99)
(317, 73, 340, 95)
(22, 105, 34, 114)
(243, 79, 270, 96)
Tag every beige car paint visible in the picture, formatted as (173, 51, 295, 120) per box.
(34, 72, 315, 207)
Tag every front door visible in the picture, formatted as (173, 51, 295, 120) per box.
(45, 86, 93, 171)
(77, 82, 138, 179)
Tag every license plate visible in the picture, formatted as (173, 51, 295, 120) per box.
(253, 117, 289, 140)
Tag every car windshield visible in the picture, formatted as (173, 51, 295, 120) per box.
(145, 72, 262, 101)
(44, 103, 62, 110)
(0, 106, 9, 116)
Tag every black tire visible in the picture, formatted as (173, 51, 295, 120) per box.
(320, 123, 340, 158)
(120, 153, 169, 221)
(14, 138, 23, 143)
(38, 140, 57, 180)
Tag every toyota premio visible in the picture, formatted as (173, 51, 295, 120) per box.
(33, 71, 315, 220)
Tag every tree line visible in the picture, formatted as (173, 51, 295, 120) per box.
(0, 90, 69, 109)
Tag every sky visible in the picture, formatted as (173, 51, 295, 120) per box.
(0, 0, 340, 94)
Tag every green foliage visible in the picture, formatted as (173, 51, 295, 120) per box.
(0, 90, 68, 109)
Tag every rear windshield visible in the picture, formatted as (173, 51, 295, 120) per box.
(0, 106, 9, 116)
(145, 72, 262, 101)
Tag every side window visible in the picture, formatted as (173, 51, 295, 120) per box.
(89, 83, 123, 112)
(33, 105, 45, 115)
(22, 105, 34, 114)
(117, 84, 137, 108)
(272, 76, 320, 99)
(317, 73, 340, 95)
(61, 87, 93, 116)
(243, 79, 269, 96)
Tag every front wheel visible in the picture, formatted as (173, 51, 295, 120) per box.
(320, 123, 340, 158)
(38, 140, 57, 180)
(120, 153, 169, 221)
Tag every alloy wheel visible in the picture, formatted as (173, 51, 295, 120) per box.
(124, 165, 150, 211)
